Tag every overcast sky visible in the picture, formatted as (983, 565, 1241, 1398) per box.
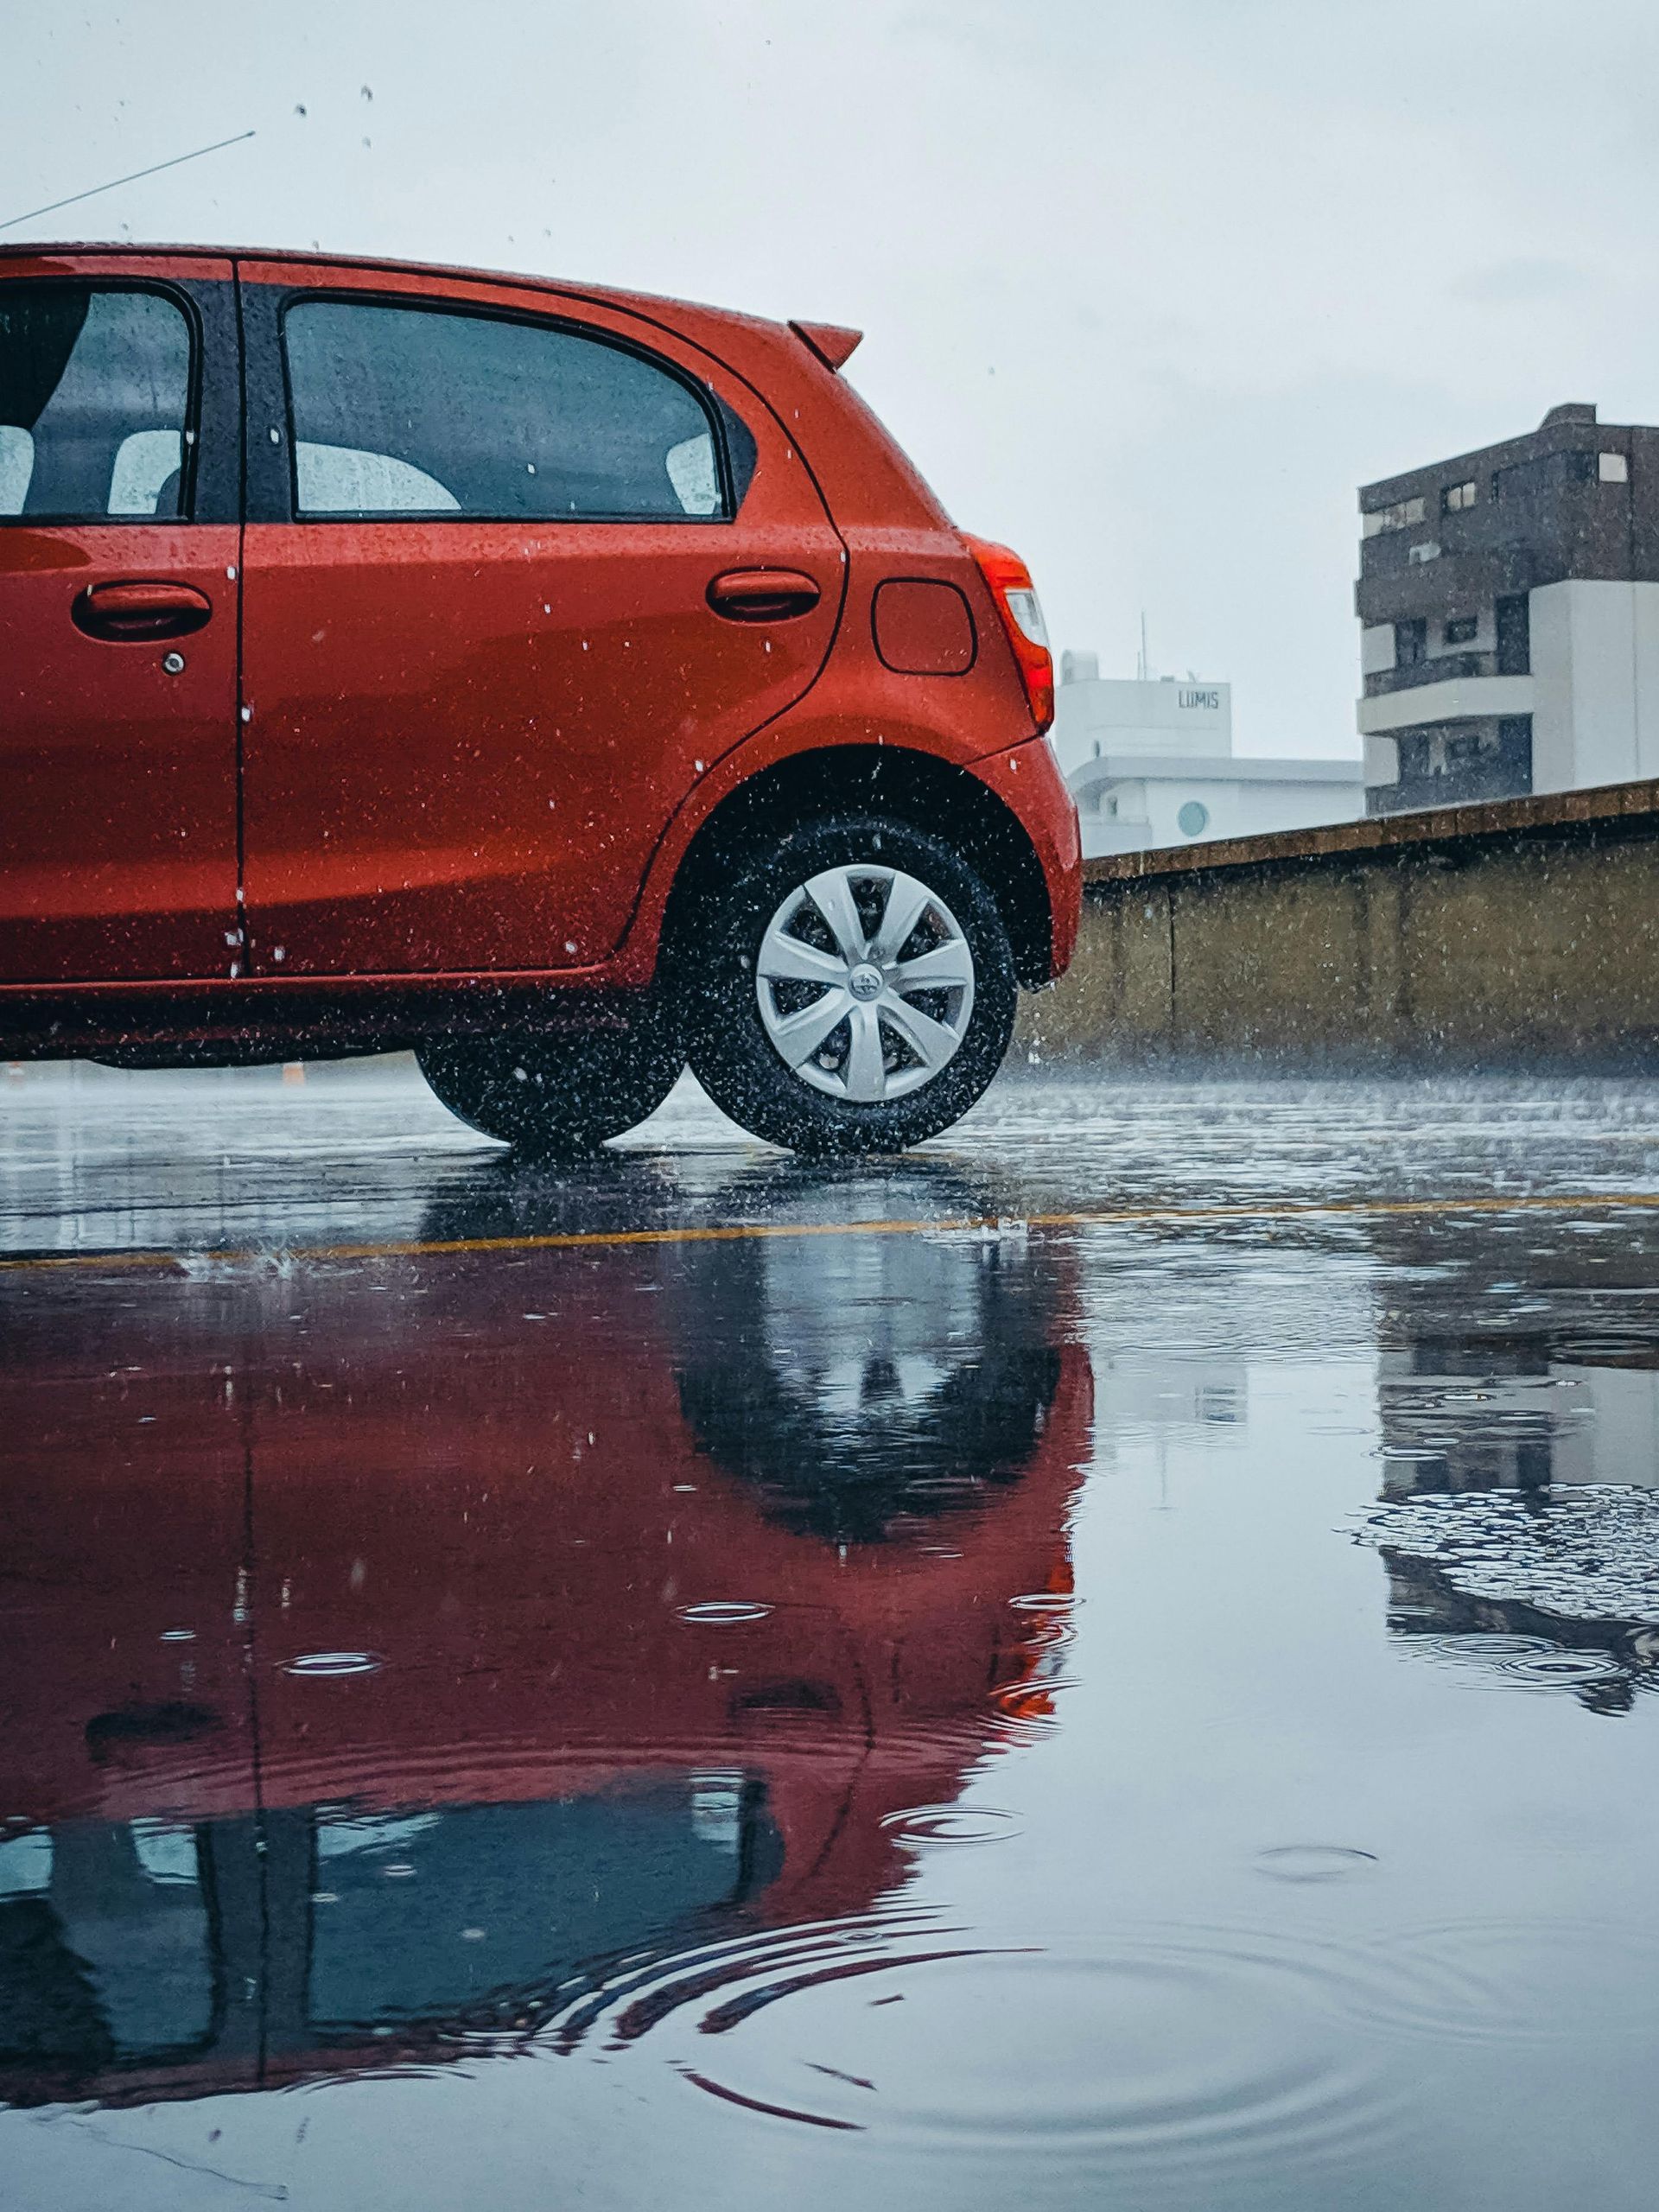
(9, 1, 1659, 755)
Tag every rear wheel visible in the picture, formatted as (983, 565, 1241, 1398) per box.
(684, 815, 1016, 1155)
(417, 1001, 683, 1154)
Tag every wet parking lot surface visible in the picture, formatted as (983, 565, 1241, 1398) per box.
(3, 1061, 1659, 2210)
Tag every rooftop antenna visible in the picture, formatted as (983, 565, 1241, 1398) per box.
(1136, 612, 1150, 682)
(0, 130, 256, 232)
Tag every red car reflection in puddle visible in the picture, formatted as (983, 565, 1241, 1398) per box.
(0, 1181, 1090, 2107)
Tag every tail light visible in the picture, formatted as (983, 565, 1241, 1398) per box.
(966, 535, 1054, 734)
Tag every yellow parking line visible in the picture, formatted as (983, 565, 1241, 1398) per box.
(3, 1186, 1658, 1276)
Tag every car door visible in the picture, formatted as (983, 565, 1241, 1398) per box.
(0, 255, 240, 982)
(235, 261, 845, 977)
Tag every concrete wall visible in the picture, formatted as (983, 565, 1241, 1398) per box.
(1019, 777, 1659, 1070)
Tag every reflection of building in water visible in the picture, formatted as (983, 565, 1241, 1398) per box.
(1367, 1322, 1659, 1713)
(1092, 1358, 1245, 1433)
(0, 1179, 1089, 2108)
(1376, 1338, 1659, 1497)
(1366, 1491, 1659, 1715)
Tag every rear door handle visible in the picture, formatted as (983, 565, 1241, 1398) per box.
(73, 580, 214, 641)
(707, 568, 822, 622)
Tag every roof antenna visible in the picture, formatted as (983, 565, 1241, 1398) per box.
(1137, 612, 1150, 682)
(0, 130, 256, 232)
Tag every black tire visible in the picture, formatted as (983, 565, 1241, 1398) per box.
(664, 1168, 1062, 1540)
(417, 1000, 684, 1154)
(683, 814, 1016, 1155)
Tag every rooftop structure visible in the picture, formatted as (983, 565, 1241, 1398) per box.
(1050, 659, 1362, 858)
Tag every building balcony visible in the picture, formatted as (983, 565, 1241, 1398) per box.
(1356, 673, 1535, 736)
(1364, 652, 1499, 696)
(1355, 548, 1539, 627)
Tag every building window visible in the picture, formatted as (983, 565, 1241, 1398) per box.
(1495, 594, 1529, 676)
(1497, 715, 1534, 795)
(1176, 800, 1210, 838)
(1408, 540, 1442, 565)
(1494, 451, 1595, 499)
(1441, 480, 1478, 513)
(1444, 614, 1478, 645)
(1395, 618, 1427, 666)
(1599, 450, 1630, 482)
(1361, 495, 1426, 538)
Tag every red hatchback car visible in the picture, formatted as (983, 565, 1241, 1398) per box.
(0, 245, 1079, 1154)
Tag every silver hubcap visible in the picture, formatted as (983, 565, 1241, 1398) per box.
(754, 864, 976, 1103)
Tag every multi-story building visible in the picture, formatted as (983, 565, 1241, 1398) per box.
(1357, 403, 1659, 813)
(1050, 657, 1362, 858)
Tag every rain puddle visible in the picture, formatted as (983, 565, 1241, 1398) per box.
(5, 1082, 1659, 2208)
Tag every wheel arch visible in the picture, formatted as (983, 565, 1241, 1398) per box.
(660, 745, 1054, 988)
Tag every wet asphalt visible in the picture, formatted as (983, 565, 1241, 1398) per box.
(3, 1058, 1659, 2211)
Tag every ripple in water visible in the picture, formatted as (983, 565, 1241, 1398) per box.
(879, 1805, 1021, 1847)
(991, 1676, 1081, 1734)
(280, 1650, 383, 1677)
(1402, 1632, 1630, 1692)
(1344, 1917, 1659, 2048)
(534, 1913, 1410, 2186)
(1254, 1846, 1379, 1883)
(675, 1602, 775, 1624)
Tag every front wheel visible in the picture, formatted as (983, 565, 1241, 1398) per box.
(684, 816, 1016, 1155)
(417, 1000, 684, 1154)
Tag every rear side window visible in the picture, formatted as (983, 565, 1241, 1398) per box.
(283, 299, 730, 521)
(0, 285, 192, 520)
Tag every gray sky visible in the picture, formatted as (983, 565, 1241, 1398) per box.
(8, 0, 1659, 756)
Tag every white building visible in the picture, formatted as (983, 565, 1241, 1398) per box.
(1050, 656, 1364, 860)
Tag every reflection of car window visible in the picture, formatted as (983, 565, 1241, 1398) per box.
(0, 285, 190, 519)
(0, 1815, 214, 2071)
(283, 299, 726, 520)
(296, 440, 461, 514)
(0, 1827, 52, 1899)
(308, 1787, 771, 2036)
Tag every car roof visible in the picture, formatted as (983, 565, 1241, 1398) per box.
(0, 242, 949, 531)
(0, 240, 789, 352)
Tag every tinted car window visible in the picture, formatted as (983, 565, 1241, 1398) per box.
(283, 299, 728, 520)
(0, 285, 192, 520)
